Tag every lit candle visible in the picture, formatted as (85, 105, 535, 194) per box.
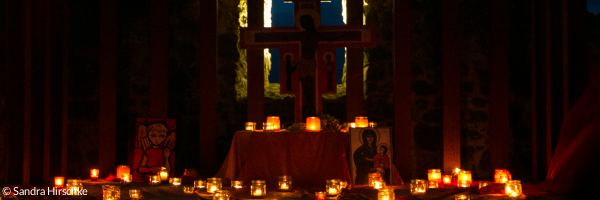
(442, 175, 452, 184)
(231, 180, 243, 189)
(263, 122, 273, 131)
(170, 177, 181, 187)
(129, 189, 141, 199)
(369, 122, 377, 128)
(373, 181, 383, 189)
(306, 117, 321, 132)
(377, 188, 394, 200)
(328, 187, 337, 194)
(410, 179, 427, 195)
(254, 189, 263, 196)
(455, 194, 470, 200)
(349, 122, 356, 128)
(494, 169, 512, 183)
(266, 116, 281, 131)
(149, 175, 160, 185)
(505, 180, 522, 199)
(478, 182, 490, 189)
(315, 192, 326, 200)
(326, 179, 340, 195)
(281, 183, 289, 190)
(183, 186, 194, 194)
(121, 174, 131, 184)
(116, 165, 130, 181)
(245, 122, 256, 131)
(55, 177, 64, 189)
(159, 167, 169, 181)
(427, 169, 442, 183)
(209, 185, 218, 193)
(251, 180, 266, 196)
(195, 180, 206, 189)
(90, 169, 99, 181)
(355, 116, 368, 127)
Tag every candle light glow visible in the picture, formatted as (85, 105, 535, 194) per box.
(90, 169, 99, 181)
(355, 116, 368, 127)
(306, 117, 321, 132)
(55, 177, 64, 189)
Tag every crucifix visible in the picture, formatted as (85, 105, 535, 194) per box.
(240, 0, 375, 122)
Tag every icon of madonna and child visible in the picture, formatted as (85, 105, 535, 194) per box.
(352, 129, 392, 185)
(131, 118, 176, 183)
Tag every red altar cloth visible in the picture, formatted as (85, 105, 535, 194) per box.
(215, 131, 351, 189)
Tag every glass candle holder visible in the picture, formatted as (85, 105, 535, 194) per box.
(54, 176, 64, 189)
(207, 177, 222, 193)
(505, 180, 522, 199)
(195, 179, 206, 189)
(306, 117, 321, 132)
(478, 181, 491, 190)
(340, 181, 348, 190)
(428, 180, 439, 189)
(326, 179, 340, 196)
(183, 186, 195, 194)
(149, 175, 161, 185)
(442, 175, 452, 185)
(377, 188, 394, 200)
(129, 189, 141, 199)
(428, 169, 442, 183)
(231, 180, 243, 189)
(494, 169, 512, 183)
(315, 191, 326, 200)
(369, 122, 377, 127)
(102, 185, 120, 199)
(458, 171, 472, 187)
(279, 176, 292, 191)
(455, 194, 470, 200)
(116, 165, 130, 181)
(170, 177, 182, 187)
(213, 190, 231, 200)
(67, 179, 83, 196)
(373, 180, 385, 189)
(121, 174, 131, 184)
(266, 116, 281, 131)
(90, 169, 99, 181)
(159, 167, 169, 181)
(410, 179, 427, 195)
(245, 122, 256, 131)
(452, 168, 462, 180)
(368, 173, 382, 187)
(263, 122, 273, 131)
(355, 116, 368, 127)
(251, 180, 266, 196)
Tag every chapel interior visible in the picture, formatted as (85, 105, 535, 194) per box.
(1, 0, 600, 199)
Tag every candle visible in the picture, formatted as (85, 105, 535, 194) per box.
(368, 173, 381, 187)
(279, 176, 292, 191)
(410, 179, 427, 195)
(183, 186, 194, 194)
(306, 117, 321, 132)
(494, 169, 512, 183)
(207, 177, 222, 193)
(458, 170, 472, 186)
(245, 122, 256, 131)
(315, 191, 326, 200)
(428, 180, 439, 189)
(90, 169, 99, 181)
(373, 181, 384, 189)
(427, 169, 442, 183)
(129, 189, 141, 199)
(326, 179, 340, 195)
(231, 180, 243, 189)
(505, 180, 522, 199)
(55, 177, 64, 189)
(103, 185, 120, 199)
(455, 194, 470, 200)
(377, 188, 394, 200)
(355, 116, 368, 127)
(170, 177, 181, 187)
(195, 180, 206, 189)
(149, 175, 160, 185)
(67, 179, 83, 196)
(159, 167, 169, 181)
(478, 181, 491, 189)
(121, 174, 131, 184)
(369, 122, 377, 127)
(214, 190, 231, 200)
(442, 175, 452, 184)
(266, 116, 281, 131)
(251, 180, 266, 196)
(263, 122, 273, 131)
(340, 181, 348, 190)
(116, 165, 130, 181)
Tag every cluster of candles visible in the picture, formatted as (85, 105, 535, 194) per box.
(54, 177, 84, 196)
(347, 116, 377, 128)
(246, 116, 282, 131)
(245, 116, 379, 132)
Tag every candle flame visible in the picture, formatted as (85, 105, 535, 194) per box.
(382, 196, 389, 200)
(502, 177, 507, 182)
(254, 189, 263, 195)
(455, 168, 461, 173)
(511, 192, 518, 197)
(56, 179, 62, 185)
(433, 174, 438, 178)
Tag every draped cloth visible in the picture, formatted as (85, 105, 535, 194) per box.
(542, 67, 600, 194)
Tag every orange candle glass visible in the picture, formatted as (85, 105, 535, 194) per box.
(116, 165, 130, 181)
(315, 191, 326, 200)
(355, 116, 368, 127)
(306, 117, 321, 132)
(442, 175, 452, 184)
(427, 169, 442, 183)
(457, 171, 472, 187)
(266, 116, 280, 131)
(55, 176, 65, 189)
(494, 169, 511, 183)
(245, 122, 256, 131)
(90, 169, 99, 181)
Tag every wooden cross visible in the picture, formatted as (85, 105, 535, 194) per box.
(240, 0, 375, 122)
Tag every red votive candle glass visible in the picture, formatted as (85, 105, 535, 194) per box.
(55, 176, 64, 189)
(90, 169, 99, 181)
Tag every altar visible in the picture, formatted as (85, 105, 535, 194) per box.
(215, 131, 351, 189)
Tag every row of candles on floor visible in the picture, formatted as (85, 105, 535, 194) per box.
(245, 116, 376, 132)
(408, 168, 522, 199)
